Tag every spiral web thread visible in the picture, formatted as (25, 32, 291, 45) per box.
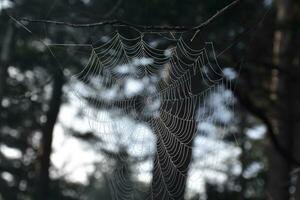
(70, 31, 232, 200)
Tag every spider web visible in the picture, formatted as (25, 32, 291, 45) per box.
(65, 29, 233, 200)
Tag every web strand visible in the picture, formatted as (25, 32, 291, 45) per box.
(68, 31, 230, 200)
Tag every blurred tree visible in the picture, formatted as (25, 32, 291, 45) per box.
(36, 69, 64, 199)
(1, 0, 300, 200)
(216, 111, 267, 200)
(0, 1, 83, 199)
(0, 11, 43, 199)
(81, 143, 149, 200)
(266, 0, 300, 199)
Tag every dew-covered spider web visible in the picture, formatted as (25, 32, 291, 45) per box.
(16, 22, 237, 200)
(51, 28, 235, 200)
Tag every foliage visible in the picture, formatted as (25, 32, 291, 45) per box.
(1, 0, 299, 200)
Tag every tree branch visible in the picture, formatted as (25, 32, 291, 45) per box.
(19, 0, 240, 32)
(229, 73, 300, 166)
(37, 70, 64, 200)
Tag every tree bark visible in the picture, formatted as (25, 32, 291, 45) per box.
(151, 34, 207, 200)
(267, 0, 298, 199)
(292, 67, 300, 200)
(36, 70, 64, 200)
(0, 23, 14, 108)
(151, 62, 197, 200)
(0, 24, 15, 199)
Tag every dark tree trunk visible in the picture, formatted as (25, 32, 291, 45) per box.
(0, 25, 15, 199)
(37, 70, 64, 200)
(151, 95, 197, 200)
(292, 63, 300, 200)
(151, 35, 205, 200)
(0, 24, 14, 107)
(267, 0, 298, 199)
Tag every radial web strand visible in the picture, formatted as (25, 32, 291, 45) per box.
(68, 30, 232, 200)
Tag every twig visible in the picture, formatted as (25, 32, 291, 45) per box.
(19, 0, 240, 32)
(191, 0, 240, 31)
(228, 71, 300, 166)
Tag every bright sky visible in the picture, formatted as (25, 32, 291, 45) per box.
(0, 65, 266, 198)
(49, 86, 244, 198)
(0, 0, 268, 198)
(0, 0, 11, 10)
(51, 88, 156, 184)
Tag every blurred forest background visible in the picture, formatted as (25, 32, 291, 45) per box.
(0, 0, 300, 200)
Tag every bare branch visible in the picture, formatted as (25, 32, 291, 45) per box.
(19, 0, 240, 32)
(191, 0, 240, 31)
(227, 69, 300, 166)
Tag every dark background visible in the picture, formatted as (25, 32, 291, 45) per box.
(0, 0, 300, 199)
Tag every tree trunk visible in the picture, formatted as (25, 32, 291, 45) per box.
(0, 23, 14, 107)
(151, 35, 204, 200)
(292, 68, 300, 200)
(267, 0, 297, 199)
(0, 25, 15, 199)
(36, 70, 64, 200)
